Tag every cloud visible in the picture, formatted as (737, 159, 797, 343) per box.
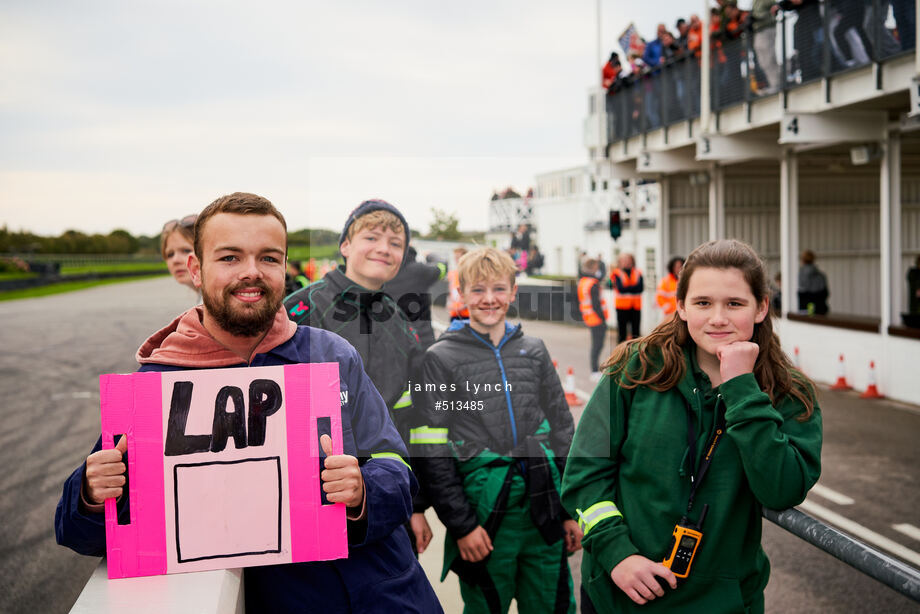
(0, 1, 600, 236)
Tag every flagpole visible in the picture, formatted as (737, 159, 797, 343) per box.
(596, 0, 603, 167)
(701, 0, 711, 134)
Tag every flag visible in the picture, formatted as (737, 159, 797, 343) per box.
(617, 22, 644, 56)
(617, 23, 641, 55)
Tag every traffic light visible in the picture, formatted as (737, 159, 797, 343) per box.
(609, 210, 622, 240)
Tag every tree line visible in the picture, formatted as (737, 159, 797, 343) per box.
(0, 226, 343, 255)
(2, 209, 472, 256)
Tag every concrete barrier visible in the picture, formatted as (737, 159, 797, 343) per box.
(70, 560, 243, 614)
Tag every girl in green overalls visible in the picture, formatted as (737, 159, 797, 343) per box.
(562, 239, 822, 613)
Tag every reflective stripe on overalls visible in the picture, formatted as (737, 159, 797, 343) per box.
(576, 501, 623, 536)
(370, 452, 412, 470)
(393, 388, 412, 409)
(409, 426, 449, 445)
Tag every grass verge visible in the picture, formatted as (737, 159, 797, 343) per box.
(60, 262, 167, 275)
(287, 244, 340, 261)
(0, 274, 167, 302)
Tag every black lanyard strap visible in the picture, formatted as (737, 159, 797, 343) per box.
(685, 399, 727, 518)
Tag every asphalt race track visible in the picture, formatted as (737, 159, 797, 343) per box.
(1, 277, 917, 613)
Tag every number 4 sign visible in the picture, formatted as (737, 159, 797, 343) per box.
(778, 112, 886, 145)
(99, 363, 348, 579)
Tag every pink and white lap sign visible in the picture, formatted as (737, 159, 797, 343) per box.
(98, 362, 348, 579)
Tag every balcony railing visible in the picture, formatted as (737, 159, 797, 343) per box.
(604, 0, 915, 145)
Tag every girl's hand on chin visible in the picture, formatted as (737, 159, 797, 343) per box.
(716, 341, 760, 382)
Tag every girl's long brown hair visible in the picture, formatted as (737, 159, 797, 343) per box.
(604, 239, 816, 420)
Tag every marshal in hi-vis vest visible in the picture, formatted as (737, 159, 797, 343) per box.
(578, 276, 608, 326)
(612, 268, 642, 310)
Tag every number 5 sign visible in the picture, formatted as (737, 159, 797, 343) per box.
(99, 363, 348, 579)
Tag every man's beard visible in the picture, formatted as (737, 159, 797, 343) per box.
(202, 278, 281, 337)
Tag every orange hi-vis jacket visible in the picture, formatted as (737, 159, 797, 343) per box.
(656, 272, 679, 316)
(612, 267, 643, 310)
(577, 276, 608, 326)
(447, 269, 469, 318)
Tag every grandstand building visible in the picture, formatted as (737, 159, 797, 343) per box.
(508, 3, 920, 404)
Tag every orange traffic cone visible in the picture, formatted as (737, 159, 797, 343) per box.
(564, 367, 583, 406)
(859, 361, 884, 399)
(830, 354, 852, 391)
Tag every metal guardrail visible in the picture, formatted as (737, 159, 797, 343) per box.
(764, 507, 920, 603)
(606, 0, 917, 140)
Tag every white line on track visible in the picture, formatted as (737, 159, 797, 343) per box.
(809, 484, 855, 506)
(892, 523, 920, 543)
(797, 500, 920, 568)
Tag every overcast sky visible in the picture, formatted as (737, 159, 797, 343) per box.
(1, 0, 695, 237)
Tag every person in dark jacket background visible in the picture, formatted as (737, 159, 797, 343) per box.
(284, 199, 434, 554)
(385, 244, 447, 350)
(908, 255, 920, 316)
(797, 249, 829, 315)
(417, 247, 580, 614)
(55, 192, 441, 613)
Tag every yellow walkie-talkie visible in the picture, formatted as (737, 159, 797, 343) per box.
(662, 504, 708, 578)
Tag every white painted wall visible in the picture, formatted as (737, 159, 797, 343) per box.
(776, 319, 920, 405)
(528, 176, 664, 335)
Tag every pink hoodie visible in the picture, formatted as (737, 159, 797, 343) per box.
(136, 305, 297, 367)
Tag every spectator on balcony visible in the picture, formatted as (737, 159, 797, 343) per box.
(642, 24, 670, 69)
(832, 0, 873, 66)
(642, 24, 682, 124)
(686, 14, 704, 115)
(717, 3, 751, 105)
(623, 31, 647, 79)
(623, 48, 647, 131)
(707, 9, 731, 105)
(602, 52, 622, 91)
(675, 18, 690, 51)
(687, 14, 704, 57)
(752, 0, 782, 94)
(778, 0, 822, 82)
(603, 52, 624, 115)
(658, 30, 685, 122)
(891, 0, 916, 51)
